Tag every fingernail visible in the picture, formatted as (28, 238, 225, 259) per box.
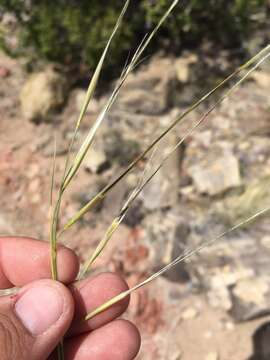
(15, 285, 64, 336)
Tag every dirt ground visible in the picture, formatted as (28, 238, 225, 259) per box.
(1, 50, 270, 360)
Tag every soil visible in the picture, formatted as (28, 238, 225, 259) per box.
(1, 50, 270, 360)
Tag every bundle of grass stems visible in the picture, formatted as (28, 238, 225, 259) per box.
(48, 1, 270, 358)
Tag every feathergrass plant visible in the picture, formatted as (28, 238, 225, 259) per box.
(48, 1, 270, 358)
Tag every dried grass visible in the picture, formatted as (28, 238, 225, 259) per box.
(47, 0, 270, 358)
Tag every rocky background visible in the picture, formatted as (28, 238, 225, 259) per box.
(1, 21, 270, 360)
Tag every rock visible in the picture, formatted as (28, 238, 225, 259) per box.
(123, 200, 145, 228)
(224, 321, 235, 331)
(28, 177, 41, 194)
(84, 148, 107, 174)
(75, 89, 100, 114)
(73, 181, 105, 214)
(0, 213, 14, 235)
(31, 131, 68, 157)
(20, 67, 67, 123)
(205, 352, 219, 360)
(0, 66, 10, 78)
(117, 56, 177, 115)
(233, 278, 269, 305)
(1, 12, 17, 27)
(33, 133, 67, 157)
(141, 329, 182, 360)
(231, 277, 270, 321)
(223, 176, 270, 225)
(140, 170, 169, 211)
(104, 129, 140, 167)
(26, 163, 40, 179)
(174, 52, 198, 83)
(187, 150, 241, 196)
(250, 321, 270, 360)
(27, 177, 42, 204)
(103, 180, 130, 219)
(207, 266, 256, 312)
(207, 287, 232, 312)
(141, 207, 195, 284)
(163, 335, 182, 360)
(251, 71, 270, 89)
(245, 32, 266, 58)
(140, 133, 181, 211)
(141, 211, 181, 271)
(163, 222, 191, 283)
(210, 266, 255, 288)
(181, 306, 199, 320)
(261, 236, 270, 249)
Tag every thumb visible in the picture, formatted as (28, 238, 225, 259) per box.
(0, 279, 74, 360)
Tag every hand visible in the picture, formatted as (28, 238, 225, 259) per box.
(0, 237, 140, 360)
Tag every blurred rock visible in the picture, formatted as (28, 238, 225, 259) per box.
(251, 71, 270, 89)
(123, 200, 145, 228)
(205, 352, 219, 360)
(141, 170, 172, 211)
(181, 306, 199, 320)
(245, 32, 266, 58)
(140, 134, 181, 211)
(224, 321, 235, 331)
(20, 67, 67, 123)
(0, 66, 10, 78)
(117, 56, 177, 115)
(231, 277, 270, 321)
(104, 129, 140, 167)
(163, 222, 191, 283)
(73, 181, 105, 214)
(1, 12, 17, 28)
(207, 286, 232, 312)
(206, 266, 256, 312)
(142, 212, 191, 283)
(84, 148, 107, 174)
(142, 211, 177, 270)
(174, 52, 198, 83)
(250, 321, 270, 360)
(34, 133, 68, 157)
(28, 177, 41, 194)
(223, 176, 270, 225)
(75, 89, 100, 114)
(188, 150, 241, 196)
(103, 180, 129, 219)
(261, 236, 270, 250)
(0, 213, 14, 235)
(26, 163, 40, 179)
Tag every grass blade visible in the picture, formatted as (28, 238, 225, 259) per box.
(85, 206, 270, 320)
(79, 149, 157, 276)
(52, 0, 131, 277)
(61, 44, 270, 232)
(79, 216, 123, 278)
(50, 136, 57, 207)
(62, 0, 181, 191)
(50, 196, 61, 280)
(75, 0, 130, 133)
(62, 0, 130, 189)
(130, 0, 180, 67)
(78, 47, 270, 273)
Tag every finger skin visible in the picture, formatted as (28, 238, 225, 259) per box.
(68, 273, 130, 337)
(0, 279, 74, 360)
(65, 320, 141, 360)
(0, 237, 79, 288)
(0, 264, 10, 288)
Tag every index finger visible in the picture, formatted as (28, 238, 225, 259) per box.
(0, 237, 79, 289)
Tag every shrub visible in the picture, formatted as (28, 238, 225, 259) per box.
(146, 0, 268, 47)
(0, 0, 268, 75)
